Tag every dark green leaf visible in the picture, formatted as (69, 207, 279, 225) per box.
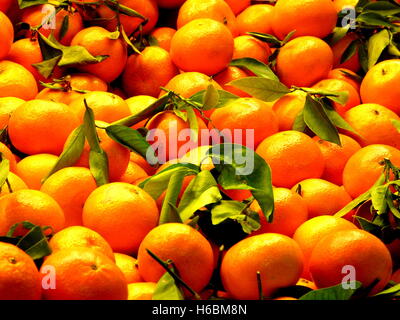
(357, 12, 397, 28)
(16, 225, 52, 260)
(43, 125, 85, 182)
(363, 1, 400, 15)
(359, 42, 369, 73)
(330, 26, 350, 45)
(246, 32, 282, 47)
(159, 172, 185, 225)
(229, 58, 279, 80)
(321, 102, 359, 136)
(367, 29, 390, 70)
(59, 14, 69, 43)
(32, 56, 62, 79)
(303, 95, 341, 145)
(153, 271, 184, 300)
(229, 77, 290, 102)
(340, 39, 359, 64)
(299, 282, 362, 300)
(292, 110, 306, 132)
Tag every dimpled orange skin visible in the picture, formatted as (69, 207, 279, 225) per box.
(214, 66, 250, 97)
(312, 79, 361, 117)
(82, 183, 159, 254)
(256, 131, 325, 188)
(0, 11, 13, 60)
(115, 253, 143, 284)
(251, 187, 308, 237)
(40, 247, 128, 300)
(272, 92, 306, 131)
(293, 215, 358, 279)
(220, 233, 304, 300)
(177, 0, 239, 37)
(343, 103, 400, 149)
(232, 35, 272, 64)
(170, 18, 234, 76)
(48, 226, 115, 262)
(237, 4, 274, 36)
(291, 178, 352, 219)
(0, 172, 28, 197)
(149, 27, 177, 52)
(309, 229, 392, 295)
(276, 36, 334, 87)
(137, 223, 214, 295)
(122, 46, 179, 98)
(8, 99, 79, 155)
(0, 97, 25, 130)
(360, 59, 400, 115)
(271, 0, 337, 40)
(70, 27, 128, 83)
(0, 242, 42, 300)
(40, 167, 98, 227)
(313, 134, 361, 186)
(343, 144, 400, 199)
(0, 189, 65, 237)
(209, 97, 279, 148)
(0, 61, 38, 100)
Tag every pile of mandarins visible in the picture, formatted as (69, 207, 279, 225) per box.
(1, 0, 400, 301)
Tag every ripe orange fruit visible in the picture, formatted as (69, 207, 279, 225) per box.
(149, 27, 176, 51)
(161, 72, 222, 98)
(22, 5, 83, 45)
(332, 0, 359, 11)
(170, 18, 234, 76)
(119, 161, 149, 185)
(40, 167, 98, 227)
(137, 223, 214, 295)
(15, 154, 58, 190)
(69, 91, 131, 123)
(67, 121, 130, 182)
(0, 172, 28, 197)
(232, 35, 272, 64)
(214, 66, 250, 97)
(40, 247, 128, 300)
(209, 97, 279, 148)
(220, 233, 304, 299)
(331, 33, 361, 72)
(177, 0, 238, 36)
(97, 0, 159, 35)
(48, 226, 115, 261)
(0, 189, 65, 236)
(360, 59, 400, 115)
(343, 103, 400, 149)
(251, 187, 308, 237)
(256, 131, 325, 188)
(0, 97, 25, 130)
(327, 68, 361, 91)
(0, 142, 17, 173)
(8, 99, 79, 155)
(343, 144, 400, 198)
(0, 242, 41, 300)
(276, 36, 334, 87)
(70, 27, 128, 83)
(0, 61, 38, 100)
(309, 229, 392, 294)
(313, 134, 361, 185)
(115, 253, 143, 284)
(36, 73, 108, 105)
(0, 11, 13, 60)
(83, 182, 159, 254)
(129, 151, 156, 175)
(312, 78, 360, 116)
(272, 91, 306, 131)
(293, 215, 358, 279)
(122, 46, 178, 97)
(236, 4, 274, 35)
(128, 282, 157, 300)
(126, 95, 157, 129)
(0, 0, 13, 12)
(271, 0, 337, 40)
(146, 110, 207, 162)
(292, 178, 352, 219)
(224, 0, 250, 15)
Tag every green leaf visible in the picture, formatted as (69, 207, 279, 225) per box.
(207, 144, 274, 222)
(0, 153, 10, 191)
(14, 224, 52, 260)
(190, 90, 239, 110)
(139, 163, 200, 200)
(33, 56, 62, 79)
(299, 282, 362, 300)
(229, 58, 279, 80)
(371, 185, 388, 215)
(43, 125, 85, 182)
(359, 42, 369, 73)
(105, 125, 156, 164)
(388, 42, 400, 57)
(178, 170, 223, 222)
(153, 271, 184, 300)
(296, 87, 349, 106)
(229, 77, 290, 102)
(392, 119, 400, 132)
(330, 26, 350, 45)
(121, 26, 141, 54)
(83, 103, 109, 186)
(282, 30, 297, 45)
(159, 172, 185, 225)
(363, 1, 400, 16)
(58, 45, 108, 67)
(374, 283, 400, 297)
(321, 102, 359, 136)
(202, 83, 220, 110)
(356, 216, 382, 234)
(357, 12, 397, 28)
(18, 0, 49, 9)
(303, 95, 341, 145)
(59, 14, 69, 43)
(185, 106, 199, 143)
(246, 32, 282, 47)
(340, 39, 359, 64)
(292, 110, 307, 132)
(367, 29, 390, 70)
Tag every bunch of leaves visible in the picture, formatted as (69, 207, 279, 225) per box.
(229, 58, 357, 146)
(332, 0, 400, 72)
(335, 159, 400, 245)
